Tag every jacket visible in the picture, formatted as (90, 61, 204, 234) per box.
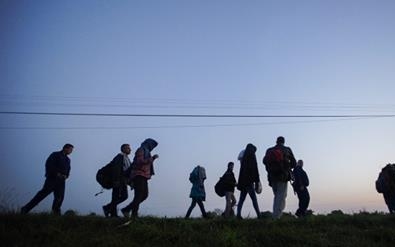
(189, 166, 206, 200)
(237, 143, 260, 190)
(222, 170, 237, 193)
(45, 151, 71, 178)
(292, 166, 309, 192)
(131, 138, 158, 179)
(110, 153, 131, 186)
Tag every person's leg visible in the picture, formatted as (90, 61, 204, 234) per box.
(224, 192, 232, 217)
(272, 181, 287, 219)
(230, 193, 236, 216)
(21, 178, 55, 214)
(237, 190, 247, 218)
(122, 176, 146, 217)
(387, 194, 395, 213)
(130, 177, 148, 217)
(295, 191, 302, 217)
(52, 179, 65, 215)
(383, 193, 391, 213)
(247, 186, 261, 218)
(299, 190, 310, 216)
(119, 184, 128, 204)
(107, 184, 128, 217)
(196, 199, 207, 218)
(104, 186, 120, 217)
(185, 199, 197, 218)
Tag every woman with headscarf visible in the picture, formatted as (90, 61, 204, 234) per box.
(121, 138, 158, 218)
(237, 143, 261, 219)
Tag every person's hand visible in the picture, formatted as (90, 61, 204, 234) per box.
(153, 154, 159, 160)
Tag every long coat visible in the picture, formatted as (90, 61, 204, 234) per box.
(189, 166, 206, 201)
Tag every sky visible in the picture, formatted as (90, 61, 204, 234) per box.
(1, 0, 395, 217)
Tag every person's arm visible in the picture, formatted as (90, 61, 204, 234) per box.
(45, 152, 57, 177)
(288, 148, 297, 169)
(65, 157, 71, 179)
(111, 154, 123, 187)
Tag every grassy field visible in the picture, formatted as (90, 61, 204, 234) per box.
(1, 212, 395, 247)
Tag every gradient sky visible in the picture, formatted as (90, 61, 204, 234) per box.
(1, 0, 395, 217)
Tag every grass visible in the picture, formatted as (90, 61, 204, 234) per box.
(1, 212, 395, 247)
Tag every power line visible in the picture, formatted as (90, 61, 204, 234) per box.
(1, 111, 395, 118)
(0, 117, 378, 130)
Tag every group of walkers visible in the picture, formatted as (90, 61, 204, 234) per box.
(20, 135, 394, 219)
(185, 136, 310, 219)
(21, 138, 159, 218)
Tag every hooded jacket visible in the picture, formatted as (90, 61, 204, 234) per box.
(237, 143, 260, 190)
(130, 138, 158, 179)
(189, 166, 206, 200)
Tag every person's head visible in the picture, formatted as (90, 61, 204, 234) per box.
(297, 159, 303, 167)
(276, 136, 285, 145)
(121, 144, 131, 155)
(227, 162, 234, 171)
(62, 143, 74, 155)
(245, 143, 257, 154)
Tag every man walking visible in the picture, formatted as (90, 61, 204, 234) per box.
(103, 144, 132, 217)
(263, 136, 296, 219)
(292, 159, 310, 217)
(21, 144, 74, 215)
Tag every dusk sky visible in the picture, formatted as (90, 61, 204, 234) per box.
(1, 0, 395, 217)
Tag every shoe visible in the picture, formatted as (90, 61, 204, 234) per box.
(103, 205, 110, 218)
(121, 208, 130, 218)
(20, 206, 28, 215)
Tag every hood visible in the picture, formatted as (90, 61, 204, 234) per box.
(141, 138, 158, 151)
(244, 143, 257, 156)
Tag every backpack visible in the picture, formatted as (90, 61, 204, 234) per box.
(264, 147, 286, 174)
(96, 163, 113, 189)
(376, 174, 385, 194)
(376, 164, 395, 194)
(214, 177, 226, 197)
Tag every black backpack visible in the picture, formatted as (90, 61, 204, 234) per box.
(376, 164, 395, 194)
(214, 177, 226, 197)
(96, 163, 113, 189)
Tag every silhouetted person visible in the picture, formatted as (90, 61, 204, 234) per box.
(376, 163, 395, 213)
(222, 162, 237, 217)
(263, 136, 296, 219)
(185, 165, 207, 218)
(121, 138, 158, 218)
(292, 160, 310, 217)
(103, 144, 132, 217)
(21, 144, 74, 215)
(237, 143, 261, 219)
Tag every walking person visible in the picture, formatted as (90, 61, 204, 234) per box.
(102, 144, 132, 217)
(222, 162, 237, 217)
(292, 160, 310, 217)
(185, 165, 207, 218)
(236, 143, 261, 219)
(121, 138, 158, 218)
(376, 163, 395, 213)
(263, 136, 296, 219)
(21, 144, 74, 215)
